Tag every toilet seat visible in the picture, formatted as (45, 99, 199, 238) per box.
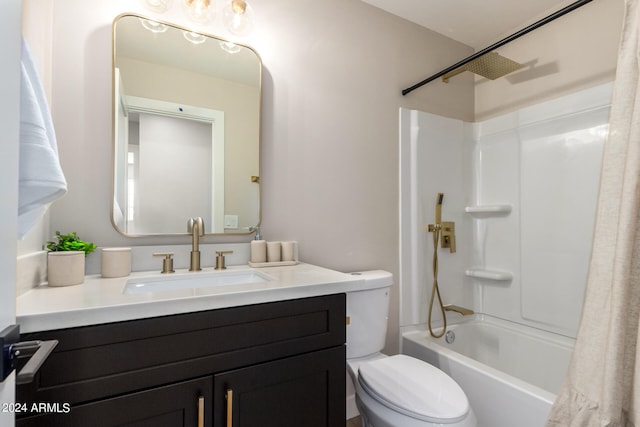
(358, 354, 470, 424)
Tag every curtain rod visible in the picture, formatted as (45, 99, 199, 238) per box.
(401, 0, 594, 96)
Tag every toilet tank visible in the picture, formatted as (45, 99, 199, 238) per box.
(346, 270, 393, 359)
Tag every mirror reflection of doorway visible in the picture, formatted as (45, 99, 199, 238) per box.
(130, 113, 213, 234)
(112, 89, 226, 235)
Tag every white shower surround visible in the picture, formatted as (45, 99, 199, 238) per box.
(399, 82, 613, 427)
(400, 82, 612, 338)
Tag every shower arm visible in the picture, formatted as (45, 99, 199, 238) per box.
(401, 0, 593, 96)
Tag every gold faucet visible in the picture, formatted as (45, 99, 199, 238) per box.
(444, 305, 474, 316)
(187, 217, 204, 271)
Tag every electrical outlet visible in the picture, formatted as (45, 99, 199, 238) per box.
(224, 215, 238, 229)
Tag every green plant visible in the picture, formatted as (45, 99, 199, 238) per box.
(46, 231, 97, 256)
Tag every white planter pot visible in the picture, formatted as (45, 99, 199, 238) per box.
(47, 251, 85, 287)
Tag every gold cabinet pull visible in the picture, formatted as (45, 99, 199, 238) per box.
(197, 396, 205, 427)
(226, 389, 233, 427)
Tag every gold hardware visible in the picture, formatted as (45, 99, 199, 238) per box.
(185, 0, 211, 8)
(427, 193, 456, 254)
(435, 192, 443, 224)
(152, 252, 175, 274)
(346, 316, 350, 326)
(188, 217, 205, 271)
(441, 68, 467, 83)
(442, 52, 524, 83)
(198, 395, 204, 427)
(251, 176, 260, 183)
(226, 389, 233, 427)
(441, 221, 456, 253)
(232, 0, 247, 14)
(215, 250, 234, 270)
(444, 304, 474, 316)
(428, 192, 451, 339)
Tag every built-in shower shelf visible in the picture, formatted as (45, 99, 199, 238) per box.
(465, 269, 513, 281)
(464, 205, 512, 217)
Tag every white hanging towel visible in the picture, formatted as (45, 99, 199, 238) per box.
(18, 38, 67, 238)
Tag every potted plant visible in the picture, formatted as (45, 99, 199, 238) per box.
(46, 231, 97, 287)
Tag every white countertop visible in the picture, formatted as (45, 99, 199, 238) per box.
(17, 263, 366, 333)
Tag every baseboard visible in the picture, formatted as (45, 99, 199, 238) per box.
(347, 394, 359, 420)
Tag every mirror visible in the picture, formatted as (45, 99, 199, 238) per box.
(112, 14, 261, 236)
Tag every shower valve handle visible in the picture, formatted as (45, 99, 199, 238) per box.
(441, 221, 456, 253)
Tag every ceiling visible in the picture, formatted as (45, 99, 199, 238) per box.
(361, 0, 577, 49)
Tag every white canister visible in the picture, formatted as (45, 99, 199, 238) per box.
(266, 241, 282, 262)
(101, 247, 132, 278)
(47, 251, 85, 287)
(250, 240, 267, 263)
(281, 241, 297, 262)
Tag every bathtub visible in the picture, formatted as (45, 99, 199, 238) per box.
(401, 315, 575, 427)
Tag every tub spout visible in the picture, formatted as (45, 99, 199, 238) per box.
(444, 305, 474, 316)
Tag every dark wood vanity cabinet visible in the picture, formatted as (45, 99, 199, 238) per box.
(16, 294, 346, 427)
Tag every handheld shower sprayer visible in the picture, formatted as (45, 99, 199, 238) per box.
(435, 192, 444, 225)
(427, 192, 458, 338)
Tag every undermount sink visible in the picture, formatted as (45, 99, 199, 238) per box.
(123, 269, 274, 294)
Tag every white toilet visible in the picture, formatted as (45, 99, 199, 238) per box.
(346, 271, 477, 427)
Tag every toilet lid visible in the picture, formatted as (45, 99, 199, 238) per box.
(358, 354, 470, 423)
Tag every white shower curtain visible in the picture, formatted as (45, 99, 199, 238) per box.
(546, 1, 640, 426)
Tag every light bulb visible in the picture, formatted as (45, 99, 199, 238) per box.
(182, 0, 216, 25)
(184, 31, 207, 44)
(220, 41, 241, 54)
(139, 18, 169, 33)
(139, 0, 174, 13)
(223, 0, 254, 36)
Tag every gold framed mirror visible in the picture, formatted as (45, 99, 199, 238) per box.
(111, 14, 261, 236)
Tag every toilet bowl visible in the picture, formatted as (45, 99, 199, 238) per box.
(347, 271, 477, 427)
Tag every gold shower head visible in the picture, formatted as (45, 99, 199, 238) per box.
(442, 52, 524, 83)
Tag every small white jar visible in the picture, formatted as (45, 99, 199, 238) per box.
(281, 241, 297, 262)
(266, 241, 282, 262)
(101, 247, 132, 278)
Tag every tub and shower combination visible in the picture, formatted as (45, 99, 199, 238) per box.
(399, 83, 612, 427)
(402, 316, 574, 427)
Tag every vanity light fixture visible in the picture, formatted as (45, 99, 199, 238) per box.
(222, 0, 254, 36)
(139, 18, 169, 33)
(184, 31, 207, 44)
(219, 40, 241, 54)
(182, 0, 216, 25)
(140, 0, 255, 37)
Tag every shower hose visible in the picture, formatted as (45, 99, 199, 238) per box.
(428, 224, 447, 338)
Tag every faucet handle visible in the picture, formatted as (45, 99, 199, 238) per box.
(215, 250, 234, 270)
(153, 252, 175, 274)
(441, 221, 456, 253)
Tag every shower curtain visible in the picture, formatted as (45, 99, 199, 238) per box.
(546, 1, 640, 426)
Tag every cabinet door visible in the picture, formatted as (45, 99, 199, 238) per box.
(17, 376, 212, 427)
(213, 346, 345, 427)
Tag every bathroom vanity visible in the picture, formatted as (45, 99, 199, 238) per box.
(15, 263, 364, 426)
